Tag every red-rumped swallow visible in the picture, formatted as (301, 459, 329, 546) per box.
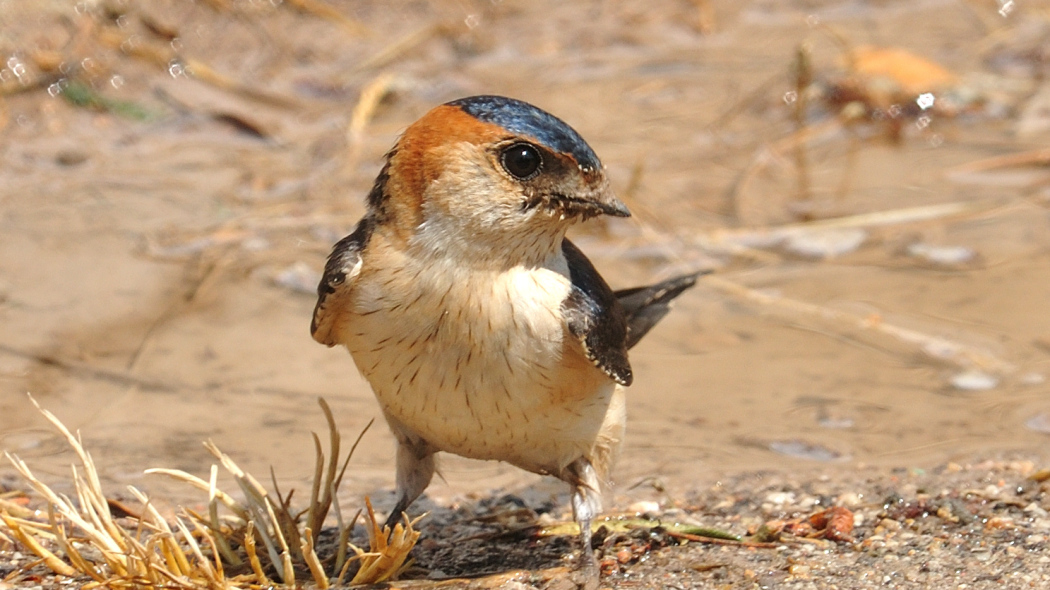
(311, 95, 699, 571)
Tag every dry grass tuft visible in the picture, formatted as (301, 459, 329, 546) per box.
(0, 395, 420, 588)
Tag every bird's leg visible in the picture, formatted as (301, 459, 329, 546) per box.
(383, 434, 435, 529)
(567, 457, 602, 584)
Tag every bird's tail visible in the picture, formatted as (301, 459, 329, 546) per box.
(616, 271, 708, 349)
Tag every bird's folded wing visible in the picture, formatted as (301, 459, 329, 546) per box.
(560, 239, 633, 387)
(311, 217, 375, 346)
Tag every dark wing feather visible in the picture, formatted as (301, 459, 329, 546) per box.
(311, 216, 375, 346)
(561, 239, 633, 386)
(616, 271, 706, 349)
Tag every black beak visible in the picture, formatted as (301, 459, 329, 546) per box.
(549, 191, 631, 219)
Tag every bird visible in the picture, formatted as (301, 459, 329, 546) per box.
(311, 95, 700, 573)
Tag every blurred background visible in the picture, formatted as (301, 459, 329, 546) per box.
(1, 0, 1049, 509)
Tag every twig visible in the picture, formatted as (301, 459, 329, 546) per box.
(707, 71, 785, 130)
(346, 72, 397, 166)
(354, 23, 445, 72)
(208, 464, 241, 566)
(302, 527, 329, 589)
(700, 274, 1015, 374)
(704, 200, 998, 249)
(0, 513, 76, 576)
(143, 468, 247, 518)
(0, 343, 180, 392)
(0, 497, 34, 520)
(97, 27, 299, 109)
(666, 529, 778, 548)
(947, 148, 1050, 175)
(265, 498, 295, 586)
(244, 521, 271, 586)
(283, 0, 369, 36)
(791, 43, 813, 204)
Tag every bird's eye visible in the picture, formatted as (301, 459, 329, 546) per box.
(500, 143, 543, 180)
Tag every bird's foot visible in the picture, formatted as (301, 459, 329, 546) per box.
(570, 513, 600, 590)
(570, 549, 600, 590)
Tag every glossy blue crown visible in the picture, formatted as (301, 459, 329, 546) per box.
(448, 95, 602, 172)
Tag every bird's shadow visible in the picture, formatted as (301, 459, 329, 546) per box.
(375, 488, 576, 579)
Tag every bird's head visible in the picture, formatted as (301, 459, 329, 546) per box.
(369, 95, 630, 266)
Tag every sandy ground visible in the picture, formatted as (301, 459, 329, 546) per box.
(5, 455, 1050, 589)
(2, 0, 1050, 587)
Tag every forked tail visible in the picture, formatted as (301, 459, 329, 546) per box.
(616, 271, 708, 349)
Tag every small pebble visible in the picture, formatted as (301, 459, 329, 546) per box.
(273, 261, 319, 294)
(1024, 413, 1050, 434)
(1024, 503, 1049, 518)
(1020, 373, 1046, 385)
(627, 500, 661, 515)
(950, 370, 999, 391)
(907, 242, 976, 265)
(784, 228, 867, 258)
(55, 149, 89, 166)
(878, 518, 901, 531)
(985, 516, 1013, 530)
(789, 564, 811, 577)
(242, 236, 270, 251)
(765, 492, 795, 506)
(836, 492, 863, 507)
(768, 439, 843, 461)
(972, 550, 992, 562)
(796, 495, 819, 509)
(1031, 517, 1050, 531)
